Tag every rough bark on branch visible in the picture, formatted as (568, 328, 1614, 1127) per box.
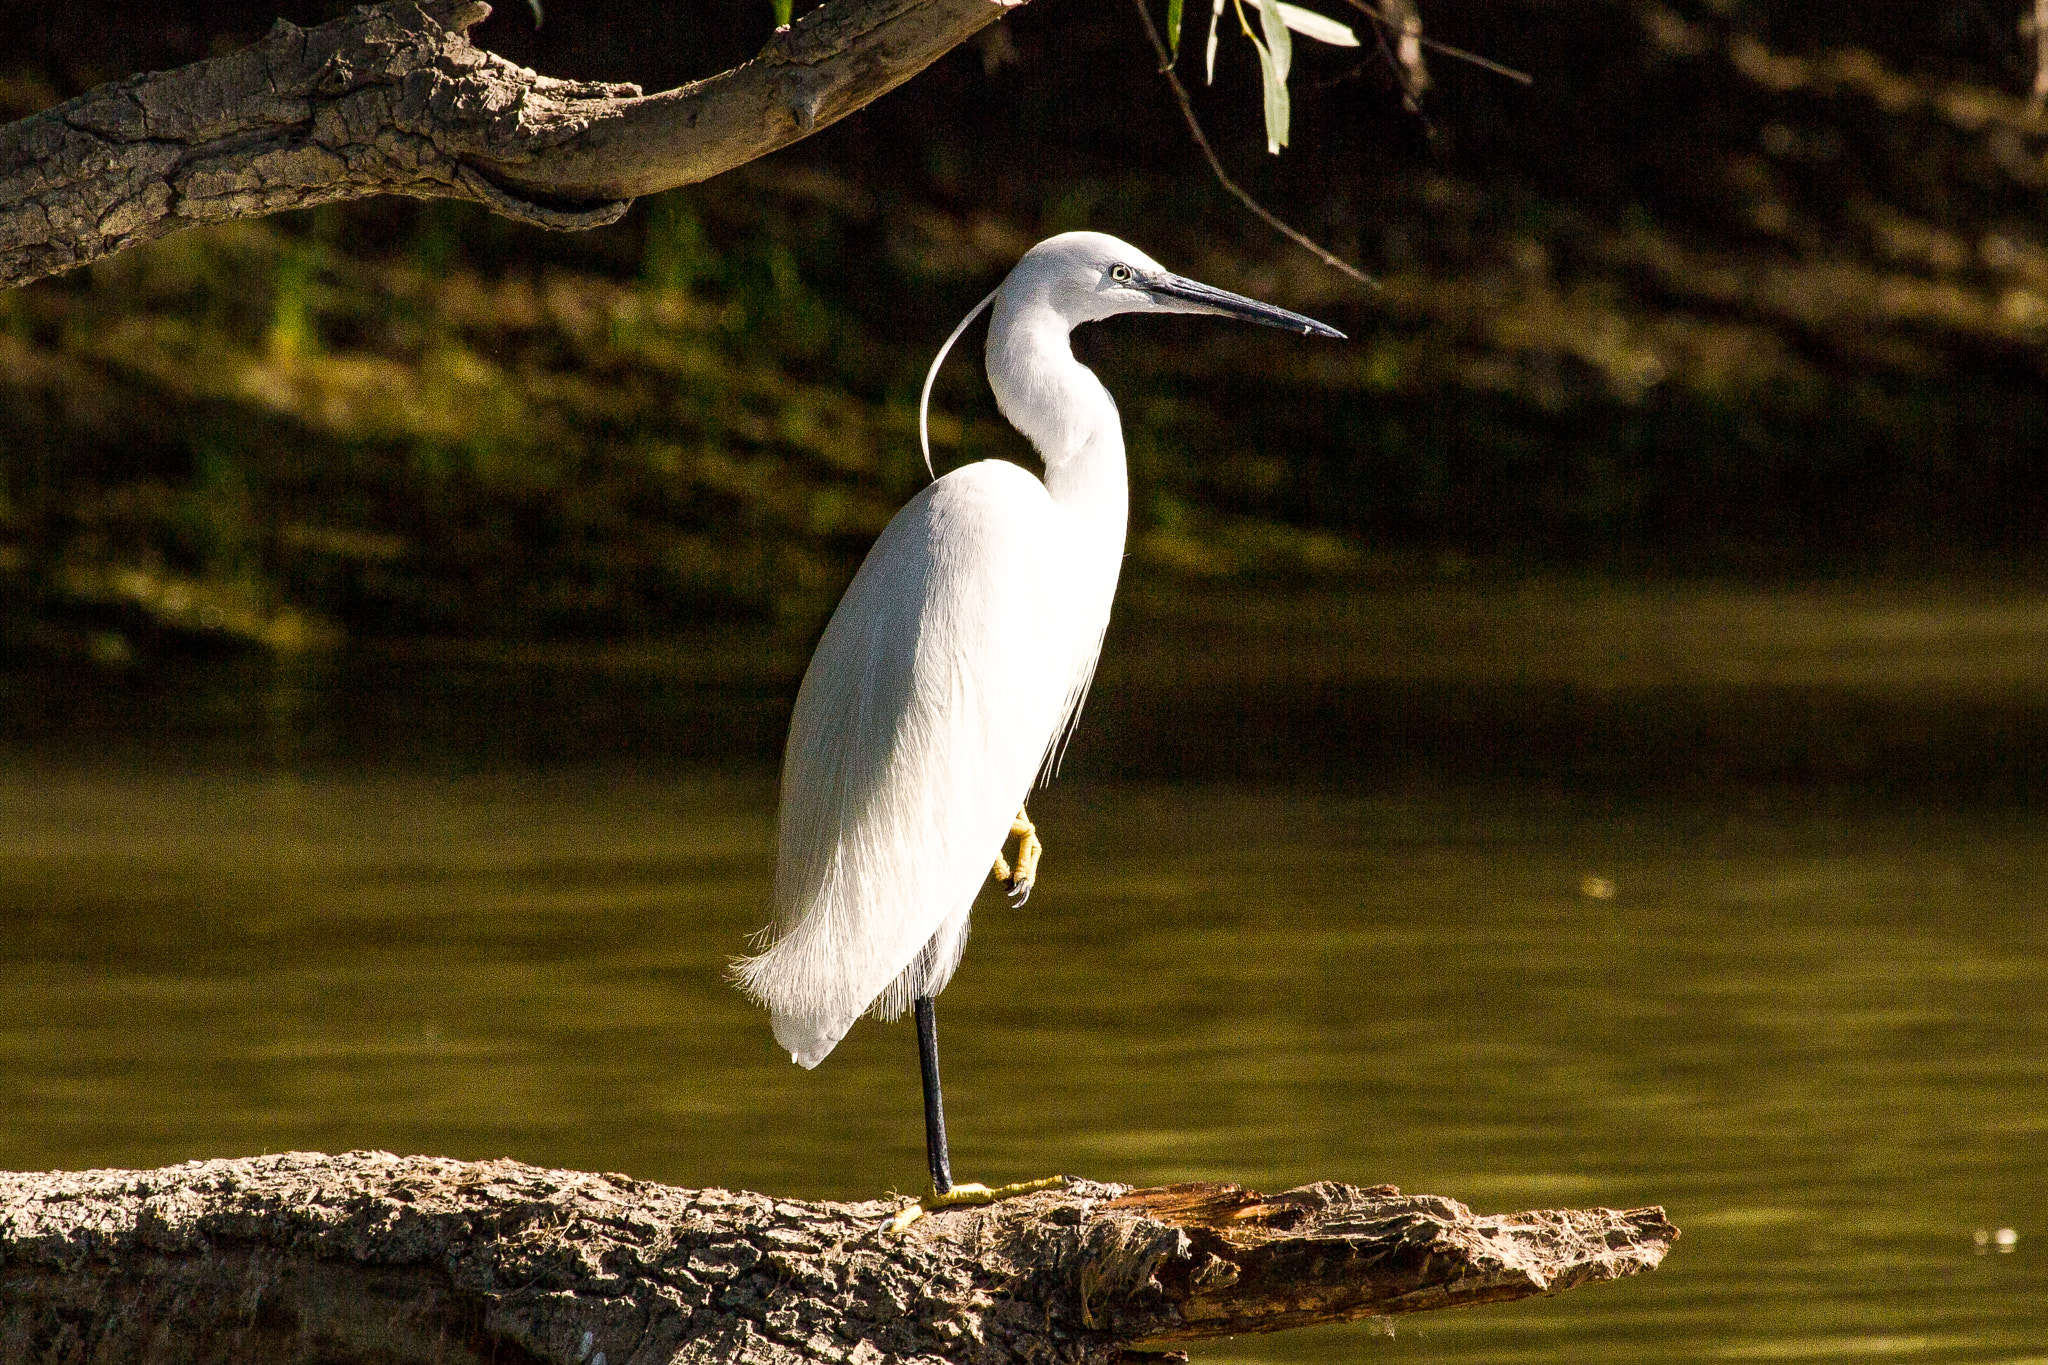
(0, 0, 1019, 292)
(0, 1150, 1676, 1364)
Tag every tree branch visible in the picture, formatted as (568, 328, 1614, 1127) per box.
(0, 0, 1021, 292)
(0, 1151, 1677, 1364)
(1125, 0, 1374, 287)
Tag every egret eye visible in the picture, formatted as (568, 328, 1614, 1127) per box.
(1110, 264, 1133, 284)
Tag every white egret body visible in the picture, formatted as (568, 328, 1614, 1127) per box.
(734, 231, 1342, 1188)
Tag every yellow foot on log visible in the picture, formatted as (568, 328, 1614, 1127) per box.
(989, 808, 1043, 905)
(883, 1176, 1069, 1233)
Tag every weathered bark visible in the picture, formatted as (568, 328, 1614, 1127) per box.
(0, 1150, 1676, 1365)
(0, 0, 1019, 292)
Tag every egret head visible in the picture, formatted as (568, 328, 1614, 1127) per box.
(919, 232, 1344, 474)
(1009, 231, 1346, 337)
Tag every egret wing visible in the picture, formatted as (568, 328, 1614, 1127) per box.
(735, 461, 1076, 1063)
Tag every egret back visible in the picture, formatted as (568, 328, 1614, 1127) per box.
(736, 460, 1089, 1066)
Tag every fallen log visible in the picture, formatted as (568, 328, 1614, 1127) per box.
(0, 1150, 1676, 1364)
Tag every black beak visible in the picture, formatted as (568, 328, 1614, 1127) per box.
(1145, 273, 1346, 339)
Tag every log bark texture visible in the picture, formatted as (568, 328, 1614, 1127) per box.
(0, 0, 1019, 292)
(0, 1150, 1677, 1365)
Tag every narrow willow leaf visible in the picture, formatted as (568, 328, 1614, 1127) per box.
(1236, 18, 1288, 155)
(1249, 36, 1289, 153)
(1206, 0, 1225, 84)
(1275, 2, 1358, 46)
(1254, 0, 1294, 80)
(1168, 0, 1185, 59)
(1253, 0, 1293, 153)
(772, 0, 792, 26)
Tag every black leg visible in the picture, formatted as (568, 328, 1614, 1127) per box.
(914, 995, 953, 1195)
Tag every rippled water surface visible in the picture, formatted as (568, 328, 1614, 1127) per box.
(1, 757, 2041, 1362)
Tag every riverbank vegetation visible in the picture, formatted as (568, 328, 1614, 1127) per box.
(3, 0, 2046, 664)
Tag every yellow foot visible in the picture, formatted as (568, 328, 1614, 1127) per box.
(882, 1175, 1069, 1233)
(989, 808, 1044, 905)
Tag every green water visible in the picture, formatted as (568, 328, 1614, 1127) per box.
(0, 759, 2042, 1361)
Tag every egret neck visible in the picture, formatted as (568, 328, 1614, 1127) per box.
(985, 291, 1131, 594)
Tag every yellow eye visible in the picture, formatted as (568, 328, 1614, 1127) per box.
(1110, 264, 1133, 283)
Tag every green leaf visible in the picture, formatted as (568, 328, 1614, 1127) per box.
(1252, 0, 1293, 153)
(772, 0, 792, 27)
(1247, 35, 1289, 155)
(1274, 2, 1357, 46)
(1167, 0, 1185, 60)
(1254, 0, 1294, 85)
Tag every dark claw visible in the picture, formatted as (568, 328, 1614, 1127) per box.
(1009, 879, 1033, 906)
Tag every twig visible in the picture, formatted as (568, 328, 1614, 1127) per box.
(1340, 0, 1533, 86)
(1356, 0, 1432, 129)
(1415, 33, 1532, 85)
(1365, 0, 1429, 111)
(1128, 0, 1376, 287)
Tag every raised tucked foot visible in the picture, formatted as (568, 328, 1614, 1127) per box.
(883, 1175, 1069, 1234)
(989, 808, 1043, 905)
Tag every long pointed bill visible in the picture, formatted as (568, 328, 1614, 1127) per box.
(1144, 273, 1346, 338)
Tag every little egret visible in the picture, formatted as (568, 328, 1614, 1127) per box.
(735, 231, 1342, 1199)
